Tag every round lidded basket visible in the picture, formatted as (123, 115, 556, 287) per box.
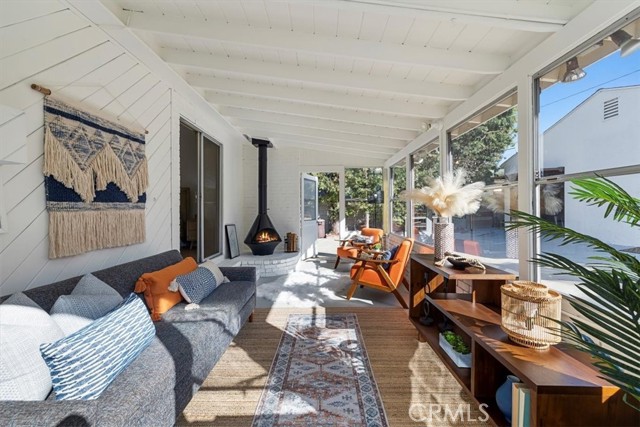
(500, 281, 562, 350)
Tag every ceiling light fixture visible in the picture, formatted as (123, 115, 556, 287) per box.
(561, 57, 586, 83)
(610, 29, 640, 57)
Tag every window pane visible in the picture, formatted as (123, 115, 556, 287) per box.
(538, 175, 640, 283)
(390, 161, 406, 236)
(448, 93, 518, 265)
(303, 178, 317, 220)
(538, 18, 640, 177)
(450, 93, 518, 185)
(535, 17, 640, 286)
(412, 143, 439, 245)
(202, 136, 221, 258)
(345, 168, 383, 232)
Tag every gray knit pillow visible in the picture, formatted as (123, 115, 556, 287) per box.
(50, 274, 123, 336)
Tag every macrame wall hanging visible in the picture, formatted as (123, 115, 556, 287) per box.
(42, 96, 148, 259)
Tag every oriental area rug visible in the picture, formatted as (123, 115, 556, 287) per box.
(252, 314, 388, 427)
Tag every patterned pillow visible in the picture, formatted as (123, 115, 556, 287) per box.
(0, 293, 64, 401)
(51, 274, 124, 335)
(200, 260, 230, 284)
(381, 245, 399, 271)
(169, 267, 218, 305)
(40, 293, 155, 400)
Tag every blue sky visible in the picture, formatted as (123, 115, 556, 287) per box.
(501, 50, 640, 162)
(539, 51, 640, 132)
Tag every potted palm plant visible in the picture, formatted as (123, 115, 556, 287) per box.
(508, 176, 639, 410)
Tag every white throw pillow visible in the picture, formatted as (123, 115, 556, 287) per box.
(200, 260, 230, 284)
(0, 293, 64, 401)
(50, 274, 123, 336)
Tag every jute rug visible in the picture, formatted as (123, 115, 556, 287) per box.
(252, 314, 387, 427)
(178, 308, 491, 427)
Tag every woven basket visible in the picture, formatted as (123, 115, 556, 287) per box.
(501, 281, 562, 350)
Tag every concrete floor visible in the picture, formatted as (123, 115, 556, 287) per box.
(255, 234, 410, 309)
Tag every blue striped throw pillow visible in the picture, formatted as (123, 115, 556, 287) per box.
(170, 267, 218, 304)
(40, 293, 154, 400)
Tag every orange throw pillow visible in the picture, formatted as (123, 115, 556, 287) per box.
(134, 257, 197, 321)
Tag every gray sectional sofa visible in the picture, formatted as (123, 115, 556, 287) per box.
(0, 250, 257, 427)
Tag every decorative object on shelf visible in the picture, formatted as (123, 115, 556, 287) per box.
(508, 176, 640, 409)
(433, 216, 454, 260)
(285, 232, 298, 252)
(43, 96, 148, 258)
(401, 169, 484, 260)
(501, 281, 562, 349)
(496, 374, 521, 422)
(438, 331, 471, 368)
(225, 224, 240, 259)
(435, 252, 486, 274)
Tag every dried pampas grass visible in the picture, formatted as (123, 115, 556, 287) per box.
(401, 169, 485, 218)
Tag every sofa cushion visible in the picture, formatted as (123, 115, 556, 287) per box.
(134, 257, 197, 320)
(170, 267, 219, 305)
(40, 294, 155, 400)
(0, 293, 64, 401)
(50, 274, 124, 335)
(161, 280, 255, 323)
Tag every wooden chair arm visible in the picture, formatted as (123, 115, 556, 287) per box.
(362, 249, 385, 255)
(348, 256, 398, 265)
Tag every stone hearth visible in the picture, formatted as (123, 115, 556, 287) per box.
(218, 251, 301, 279)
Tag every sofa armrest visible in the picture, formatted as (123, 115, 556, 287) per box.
(219, 266, 257, 284)
(0, 400, 98, 426)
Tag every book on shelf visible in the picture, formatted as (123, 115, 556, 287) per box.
(512, 383, 531, 427)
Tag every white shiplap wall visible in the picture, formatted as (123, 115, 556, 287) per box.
(0, 1, 244, 295)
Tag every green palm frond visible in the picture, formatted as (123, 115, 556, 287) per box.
(508, 177, 640, 409)
(569, 176, 640, 226)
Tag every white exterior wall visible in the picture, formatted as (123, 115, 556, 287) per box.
(0, 1, 245, 295)
(543, 86, 640, 246)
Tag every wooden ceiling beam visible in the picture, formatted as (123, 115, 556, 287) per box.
(194, 76, 447, 118)
(273, 138, 390, 160)
(209, 95, 426, 130)
(317, 0, 567, 32)
(161, 49, 472, 101)
(220, 107, 419, 140)
(238, 128, 399, 156)
(126, 14, 509, 74)
(235, 122, 405, 150)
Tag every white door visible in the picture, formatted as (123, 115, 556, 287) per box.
(301, 174, 319, 259)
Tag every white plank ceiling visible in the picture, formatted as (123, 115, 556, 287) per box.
(107, 0, 594, 159)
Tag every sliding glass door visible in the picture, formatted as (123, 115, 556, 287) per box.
(179, 120, 222, 262)
(200, 135, 221, 260)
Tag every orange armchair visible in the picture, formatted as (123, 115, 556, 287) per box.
(346, 238, 414, 308)
(334, 228, 383, 269)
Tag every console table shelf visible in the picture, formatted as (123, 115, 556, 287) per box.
(409, 254, 638, 427)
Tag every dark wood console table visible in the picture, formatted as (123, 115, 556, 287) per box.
(409, 253, 637, 427)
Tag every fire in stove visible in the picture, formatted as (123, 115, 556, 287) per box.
(255, 230, 279, 243)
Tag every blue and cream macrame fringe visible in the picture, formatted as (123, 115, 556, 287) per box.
(43, 97, 148, 259)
